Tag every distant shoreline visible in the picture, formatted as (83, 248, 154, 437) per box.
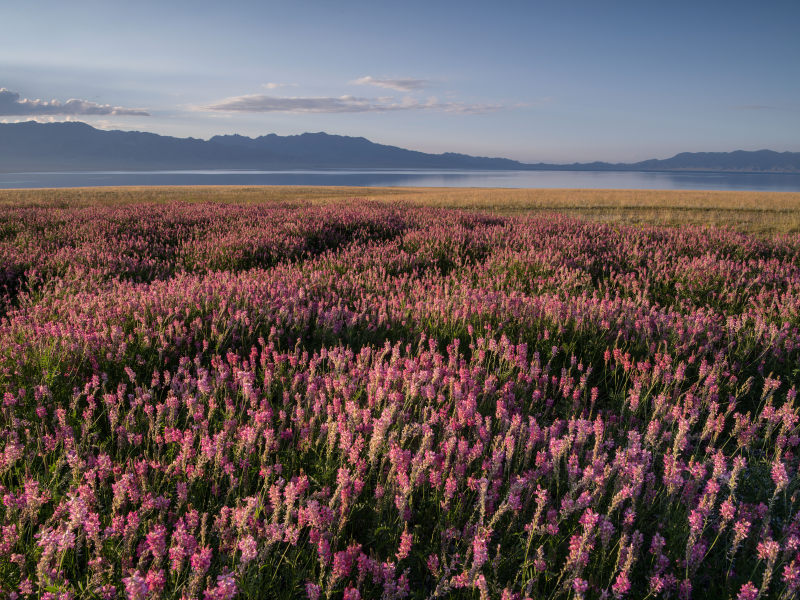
(2, 167, 800, 175)
(2, 167, 799, 192)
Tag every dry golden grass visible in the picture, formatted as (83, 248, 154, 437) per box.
(0, 186, 405, 208)
(388, 188, 800, 235)
(2, 186, 800, 235)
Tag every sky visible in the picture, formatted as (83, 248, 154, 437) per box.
(1, 0, 799, 162)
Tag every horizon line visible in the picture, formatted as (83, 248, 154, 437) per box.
(1, 118, 798, 165)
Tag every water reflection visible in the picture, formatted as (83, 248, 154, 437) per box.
(1, 169, 799, 191)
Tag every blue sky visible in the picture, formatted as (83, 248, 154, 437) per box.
(1, 0, 798, 162)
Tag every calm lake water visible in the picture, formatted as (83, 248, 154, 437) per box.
(1, 169, 800, 191)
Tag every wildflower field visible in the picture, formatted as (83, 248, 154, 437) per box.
(1, 191, 800, 599)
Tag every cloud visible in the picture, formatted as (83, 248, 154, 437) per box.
(0, 88, 149, 116)
(262, 82, 298, 90)
(204, 94, 501, 114)
(0, 116, 79, 124)
(351, 76, 431, 92)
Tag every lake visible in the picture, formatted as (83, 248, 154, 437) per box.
(1, 169, 800, 191)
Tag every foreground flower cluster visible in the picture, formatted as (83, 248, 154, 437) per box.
(1, 199, 799, 599)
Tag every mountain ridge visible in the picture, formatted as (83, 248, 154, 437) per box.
(1, 121, 798, 173)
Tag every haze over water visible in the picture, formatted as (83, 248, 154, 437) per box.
(1, 169, 799, 192)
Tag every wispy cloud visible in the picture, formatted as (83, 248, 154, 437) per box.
(0, 87, 149, 116)
(351, 76, 431, 92)
(203, 94, 501, 114)
(0, 116, 79, 124)
(261, 82, 298, 90)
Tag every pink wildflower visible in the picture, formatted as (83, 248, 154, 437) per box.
(238, 535, 258, 565)
(343, 587, 361, 600)
(397, 529, 413, 561)
(573, 577, 589, 597)
(472, 530, 489, 569)
(204, 571, 237, 600)
(737, 582, 758, 600)
(757, 538, 780, 563)
(612, 572, 631, 598)
(190, 546, 213, 574)
(305, 583, 321, 600)
(122, 573, 148, 600)
(784, 560, 800, 591)
(771, 461, 789, 492)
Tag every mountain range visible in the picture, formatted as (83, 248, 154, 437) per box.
(1, 121, 798, 173)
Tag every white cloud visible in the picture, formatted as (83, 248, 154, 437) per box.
(0, 87, 149, 116)
(351, 76, 431, 92)
(262, 82, 298, 90)
(1, 115, 78, 123)
(203, 94, 501, 114)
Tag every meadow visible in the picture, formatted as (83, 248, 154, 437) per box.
(3, 186, 800, 233)
(1, 187, 800, 599)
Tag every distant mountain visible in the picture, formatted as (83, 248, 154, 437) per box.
(522, 150, 800, 173)
(1, 121, 798, 173)
(627, 150, 800, 173)
(0, 121, 525, 171)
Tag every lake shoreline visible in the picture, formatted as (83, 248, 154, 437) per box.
(2, 168, 800, 191)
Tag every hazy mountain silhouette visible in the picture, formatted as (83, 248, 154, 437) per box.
(1, 121, 798, 173)
(628, 150, 800, 172)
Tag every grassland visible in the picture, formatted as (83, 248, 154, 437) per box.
(2, 186, 800, 234)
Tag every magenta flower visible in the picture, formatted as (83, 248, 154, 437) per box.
(145, 524, 167, 560)
(305, 583, 321, 600)
(122, 573, 148, 600)
(771, 460, 789, 492)
(342, 587, 361, 600)
(204, 572, 237, 600)
(396, 529, 413, 561)
(573, 577, 589, 596)
(736, 582, 758, 600)
(190, 546, 213, 574)
(757, 538, 780, 563)
(238, 535, 258, 565)
(612, 571, 631, 598)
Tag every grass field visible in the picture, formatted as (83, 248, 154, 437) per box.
(1, 187, 799, 599)
(2, 186, 800, 234)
